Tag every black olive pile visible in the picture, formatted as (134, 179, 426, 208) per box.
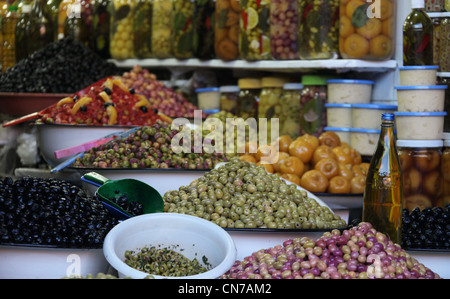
(401, 205, 450, 250)
(0, 37, 121, 93)
(109, 193, 144, 216)
(0, 177, 119, 248)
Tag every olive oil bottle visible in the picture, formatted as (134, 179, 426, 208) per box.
(403, 0, 434, 65)
(29, 0, 55, 54)
(362, 113, 403, 244)
(15, 2, 32, 62)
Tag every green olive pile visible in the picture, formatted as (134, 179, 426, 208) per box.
(163, 159, 347, 229)
(72, 121, 230, 169)
(124, 245, 209, 277)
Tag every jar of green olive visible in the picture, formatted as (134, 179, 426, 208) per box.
(239, 0, 271, 61)
(172, 0, 195, 59)
(152, 0, 173, 58)
(270, 0, 299, 60)
(219, 85, 240, 114)
(193, 0, 216, 59)
(236, 78, 261, 120)
(280, 83, 303, 139)
(133, 0, 153, 58)
(258, 77, 287, 139)
(298, 0, 339, 60)
(110, 0, 135, 60)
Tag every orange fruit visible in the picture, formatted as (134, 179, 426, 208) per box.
(256, 161, 274, 173)
(255, 144, 278, 164)
(356, 18, 382, 39)
(328, 176, 351, 194)
(346, 0, 365, 19)
(332, 146, 353, 165)
(288, 139, 315, 164)
(240, 154, 257, 163)
(379, 0, 393, 21)
(300, 170, 329, 193)
(273, 135, 293, 153)
(297, 134, 319, 151)
(344, 33, 369, 59)
(318, 131, 341, 148)
(382, 18, 394, 37)
(369, 34, 393, 58)
(280, 173, 301, 186)
(312, 145, 337, 165)
(272, 151, 290, 172)
(280, 156, 305, 177)
(339, 16, 355, 39)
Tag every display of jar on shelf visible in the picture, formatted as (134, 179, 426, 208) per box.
(258, 76, 287, 140)
(172, 0, 195, 59)
(133, 0, 153, 58)
(14, 2, 32, 62)
(298, 0, 339, 60)
(152, 0, 173, 58)
(193, 0, 216, 60)
(270, 0, 299, 60)
(64, 0, 91, 48)
(110, 0, 134, 60)
(29, 0, 56, 54)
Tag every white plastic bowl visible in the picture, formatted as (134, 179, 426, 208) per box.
(395, 85, 447, 112)
(325, 103, 352, 128)
(327, 79, 374, 104)
(398, 65, 439, 86)
(351, 103, 397, 130)
(103, 213, 237, 279)
(394, 111, 447, 140)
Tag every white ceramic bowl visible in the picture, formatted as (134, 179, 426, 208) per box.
(36, 123, 133, 166)
(0, 245, 108, 279)
(103, 213, 237, 279)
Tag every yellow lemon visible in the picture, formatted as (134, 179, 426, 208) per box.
(247, 7, 259, 30)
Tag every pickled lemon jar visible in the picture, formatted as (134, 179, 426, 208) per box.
(152, 0, 173, 58)
(110, 0, 135, 60)
(215, 0, 240, 61)
(339, 0, 396, 60)
(172, 0, 195, 59)
(239, 0, 271, 61)
(280, 83, 303, 139)
(237, 78, 261, 120)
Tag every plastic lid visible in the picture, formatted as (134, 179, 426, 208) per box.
(195, 87, 220, 93)
(283, 83, 303, 90)
(302, 75, 329, 86)
(8, 5, 18, 11)
(324, 103, 352, 108)
(324, 127, 352, 132)
(397, 139, 444, 148)
(327, 79, 375, 85)
(395, 85, 447, 90)
(261, 77, 287, 87)
(238, 78, 261, 89)
(203, 109, 221, 114)
(350, 128, 381, 134)
(219, 85, 240, 93)
(394, 111, 448, 116)
(351, 103, 398, 110)
(398, 65, 439, 70)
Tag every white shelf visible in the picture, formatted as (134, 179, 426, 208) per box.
(109, 58, 398, 73)
(438, 72, 450, 77)
(427, 12, 450, 18)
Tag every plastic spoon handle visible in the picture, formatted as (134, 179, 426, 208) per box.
(54, 134, 118, 159)
(81, 172, 112, 187)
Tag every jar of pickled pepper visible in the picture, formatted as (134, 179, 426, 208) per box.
(172, 0, 195, 59)
(151, 0, 172, 58)
(110, 0, 135, 60)
(280, 82, 303, 139)
(339, 0, 395, 60)
(239, 0, 271, 61)
(133, 0, 153, 58)
(298, 0, 339, 60)
(215, 0, 239, 61)
(237, 78, 261, 120)
(92, 0, 111, 58)
(193, 0, 216, 60)
(442, 135, 450, 206)
(270, 0, 299, 60)
(439, 17, 450, 72)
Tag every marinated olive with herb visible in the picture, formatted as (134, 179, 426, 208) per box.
(133, 0, 153, 58)
(151, 0, 173, 58)
(110, 0, 134, 60)
(172, 0, 195, 59)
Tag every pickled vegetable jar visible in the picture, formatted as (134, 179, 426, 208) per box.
(2, 5, 19, 72)
(133, 0, 153, 58)
(259, 77, 287, 140)
(425, 0, 444, 11)
(172, 0, 195, 59)
(193, 0, 216, 59)
(270, 0, 299, 60)
(398, 139, 444, 211)
(299, 75, 327, 137)
(339, 0, 395, 60)
(443, 136, 450, 205)
(280, 83, 302, 139)
(92, 0, 111, 58)
(446, 0, 450, 11)
(237, 78, 261, 120)
(239, 0, 271, 61)
(439, 17, 450, 72)
(152, 0, 172, 58)
(219, 85, 239, 114)
(110, 0, 135, 60)
(298, 0, 339, 60)
(215, 0, 239, 61)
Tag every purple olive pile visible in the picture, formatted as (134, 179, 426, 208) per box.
(71, 121, 230, 169)
(221, 222, 440, 279)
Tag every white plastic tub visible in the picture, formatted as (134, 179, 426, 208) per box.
(352, 103, 397, 130)
(350, 128, 380, 156)
(395, 85, 447, 112)
(394, 111, 448, 140)
(325, 103, 352, 128)
(398, 65, 439, 86)
(324, 127, 351, 144)
(327, 79, 374, 104)
(196, 87, 220, 110)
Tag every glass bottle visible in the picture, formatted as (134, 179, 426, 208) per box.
(269, 0, 298, 60)
(2, 5, 19, 72)
(446, 0, 450, 11)
(239, 0, 271, 61)
(439, 17, 450, 72)
(133, 0, 152, 58)
(214, 0, 239, 61)
(64, 0, 90, 46)
(403, 0, 434, 66)
(193, 0, 215, 60)
(110, 0, 134, 60)
(0, 1, 9, 71)
(151, 0, 172, 58)
(92, 0, 111, 58)
(172, 0, 195, 59)
(363, 113, 403, 244)
(298, 0, 339, 60)
(15, 1, 32, 62)
(58, 0, 75, 39)
(47, 0, 62, 41)
(29, 0, 55, 54)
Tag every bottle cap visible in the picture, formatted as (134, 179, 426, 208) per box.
(411, 0, 425, 9)
(238, 78, 261, 89)
(261, 77, 287, 88)
(382, 113, 395, 120)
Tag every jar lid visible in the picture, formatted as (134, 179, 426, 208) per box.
(219, 85, 240, 93)
(324, 127, 352, 132)
(395, 85, 448, 90)
(195, 87, 220, 93)
(238, 78, 261, 89)
(302, 75, 329, 86)
(397, 139, 444, 148)
(394, 111, 448, 116)
(283, 83, 303, 90)
(351, 103, 398, 110)
(398, 65, 439, 70)
(324, 103, 352, 108)
(326, 79, 375, 85)
(261, 77, 287, 88)
(350, 128, 381, 134)
(203, 109, 221, 114)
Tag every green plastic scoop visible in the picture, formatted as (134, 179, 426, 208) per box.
(81, 172, 164, 219)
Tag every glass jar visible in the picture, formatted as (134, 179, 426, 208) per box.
(339, 0, 395, 60)
(425, 0, 444, 11)
(92, 0, 111, 58)
(2, 5, 19, 72)
(441, 77, 450, 131)
(64, 0, 90, 47)
(152, 0, 172, 58)
(47, 0, 61, 41)
(219, 85, 239, 114)
(299, 75, 328, 137)
(236, 78, 261, 120)
(193, 0, 215, 60)
(110, 0, 134, 60)
(81, 0, 94, 47)
(133, 0, 152, 58)
(270, 0, 299, 60)
(172, 0, 195, 59)
(446, 0, 450, 11)
(432, 17, 441, 67)
(280, 83, 302, 139)
(215, 0, 239, 61)
(58, 0, 75, 39)
(15, 2, 32, 62)
(29, 0, 55, 53)
(439, 17, 450, 72)
(239, 0, 271, 61)
(298, 0, 339, 60)
(397, 139, 444, 211)
(258, 77, 287, 140)
(443, 135, 450, 205)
